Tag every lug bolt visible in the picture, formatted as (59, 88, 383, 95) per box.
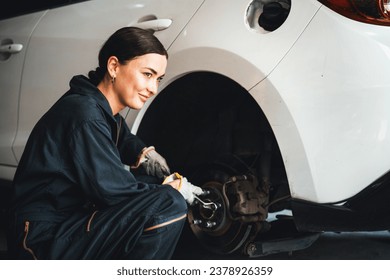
(201, 190, 210, 196)
(206, 221, 216, 228)
(193, 219, 203, 225)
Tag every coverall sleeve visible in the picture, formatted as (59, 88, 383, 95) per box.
(116, 116, 146, 166)
(69, 119, 161, 207)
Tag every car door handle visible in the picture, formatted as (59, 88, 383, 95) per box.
(131, 19, 172, 31)
(0, 43, 23, 54)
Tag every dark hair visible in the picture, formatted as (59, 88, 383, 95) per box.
(88, 27, 168, 85)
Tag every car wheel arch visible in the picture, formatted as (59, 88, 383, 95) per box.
(134, 71, 292, 208)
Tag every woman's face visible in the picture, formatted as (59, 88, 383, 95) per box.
(114, 53, 167, 111)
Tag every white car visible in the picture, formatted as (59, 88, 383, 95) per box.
(1, 0, 390, 257)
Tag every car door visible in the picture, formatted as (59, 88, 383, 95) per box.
(12, 0, 204, 162)
(0, 11, 46, 179)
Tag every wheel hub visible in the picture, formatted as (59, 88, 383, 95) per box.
(188, 175, 268, 254)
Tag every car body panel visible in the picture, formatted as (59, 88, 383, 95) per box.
(134, 0, 390, 204)
(0, 11, 46, 169)
(10, 0, 204, 165)
(159, 0, 321, 89)
(131, 0, 321, 200)
(263, 5, 390, 202)
(131, 0, 321, 141)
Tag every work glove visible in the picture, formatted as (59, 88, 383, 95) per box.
(132, 146, 170, 178)
(163, 172, 203, 205)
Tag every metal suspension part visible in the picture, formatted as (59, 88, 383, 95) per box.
(188, 173, 269, 255)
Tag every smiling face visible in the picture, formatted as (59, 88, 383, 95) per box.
(100, 53, 167, 114)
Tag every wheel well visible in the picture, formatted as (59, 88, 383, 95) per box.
(137, 72, 290, 212)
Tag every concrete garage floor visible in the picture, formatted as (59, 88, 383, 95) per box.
(1, 226, 390, 260)
(283, 231, 390, 260)
(172, 211, 390, 260)
(172, 230, 390, 260)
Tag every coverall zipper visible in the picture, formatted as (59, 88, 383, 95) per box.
(116, 117, 122, 146)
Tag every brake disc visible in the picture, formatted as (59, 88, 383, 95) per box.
(188, 181, 254, 255)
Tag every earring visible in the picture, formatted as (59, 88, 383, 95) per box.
(111, 75, 116, 84)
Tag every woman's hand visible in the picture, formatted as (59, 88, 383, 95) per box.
(132, 146, 170, 178)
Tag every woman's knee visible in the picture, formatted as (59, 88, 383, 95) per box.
(142, 187, 187, 232)
(158, 186, 187, 213)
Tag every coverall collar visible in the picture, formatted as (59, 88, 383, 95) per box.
(69, 75, 118, 121)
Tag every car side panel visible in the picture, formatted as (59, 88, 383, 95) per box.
(131, 0, 321, 199)
(0, 12, 46, 180)
(161, 0, 321, 89)
(265, 5, 390, 202)
(12, 0, 204, 162)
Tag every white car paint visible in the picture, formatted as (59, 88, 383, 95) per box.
(11, 0, 204, 163)
(0, 11, 47, 179)
(0, 13, 44, 162)
(264, 5, 390, 202)
(133, 0, 390, 203)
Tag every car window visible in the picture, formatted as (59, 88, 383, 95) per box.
(0, 0, 89, 20)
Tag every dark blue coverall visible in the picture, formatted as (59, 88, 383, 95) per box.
(7, 75, 187, 259)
